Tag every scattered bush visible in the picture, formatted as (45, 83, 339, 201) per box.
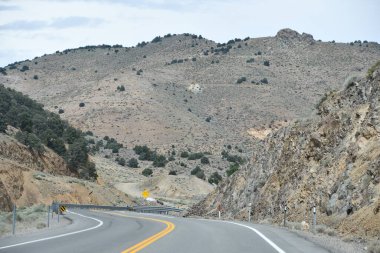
(0, 67, 7, 75)
(192, 57, 196, 61)
(236, 77, 247, 84)
(33, 75, 38, 80)
(191, 166, 205, 180)
(136, 69, 143, 75)
(133, 145, 156, 161)
(104, 138, 123, 153)
(188, 152, 204, 160)
(169, 170, 177, 175)
(226, 163, 239, 177)
(142, 168, 153, 177)
(261, 78, 268, 84)
(127, 158, 139, 168)
(58, 109, 64, 114)
(152, 155, 167, 167)
(205, 116, 211, 122)
(117, 85, 125, 91)
(117, 157, 126, 166)
(79, 102, 85, 107)
(180, 151, 189, 158)
(246, 58, 255, 63)
(263, 60, 270, 66)
(201, 156, 210, 164)
(151, 36, 162, 43)
(208, 172, 222, 185)
(20, 65, 29, 72)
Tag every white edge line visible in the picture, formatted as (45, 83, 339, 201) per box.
(0, 211, 103, 250)
(226, 221, 286, 253)
(197, 219, 286, 253)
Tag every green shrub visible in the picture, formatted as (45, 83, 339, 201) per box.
(261, 78, 268, 84)
(142, 168, 153, 177)
(20, 65, 29, 72)
(208, 172, 222, 184)
(191, 166, 205, 180)
(117, 157, 126, 166)
(180, 151, 189, 158)
(117, 85, 125, 91)
(188, 152, 204, 160)
(15, 131, 45, 154)
(0, 67, 7, 75)
(133, 145, 156, 161)
(153, 155, 167, 167)
(236, 77, 247, 84)
(127, 158, 139, 168)
(201, 156, 210, 164)
(226, 163, 239, 177)
(151, 36, 162, 43)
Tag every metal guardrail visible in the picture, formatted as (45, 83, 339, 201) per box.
(53, 203, 183, 214)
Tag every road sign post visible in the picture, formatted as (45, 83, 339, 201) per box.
(283, 205, 287, 227)
(248, 203, 252, 222)
(142, 190, 150, 199)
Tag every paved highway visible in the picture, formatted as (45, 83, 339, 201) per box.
(0, 210, 329, 253)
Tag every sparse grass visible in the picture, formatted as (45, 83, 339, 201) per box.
(368, 241, 380, 253)
(0, 204, 48, 237)
(367, 60, 380, 79)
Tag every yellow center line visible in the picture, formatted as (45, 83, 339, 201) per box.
(103, 212, 175, 253)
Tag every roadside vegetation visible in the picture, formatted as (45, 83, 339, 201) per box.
(0, 85, 97, 180)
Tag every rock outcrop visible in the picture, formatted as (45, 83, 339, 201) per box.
(190, 63, 380, 239)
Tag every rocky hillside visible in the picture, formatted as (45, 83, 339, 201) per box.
(0, 133, 133, 212)
(190, 63, 380, 239)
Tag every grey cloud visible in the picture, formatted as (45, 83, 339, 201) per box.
(0, 20, 47, 30)
(51, 16, 104, 29)
(0, 4, 20, 11)
(0, 16, 104, 30)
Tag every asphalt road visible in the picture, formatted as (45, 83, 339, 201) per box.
(0, 210, 330, 253)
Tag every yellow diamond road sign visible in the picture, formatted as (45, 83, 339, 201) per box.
(142, 190, 150, 199)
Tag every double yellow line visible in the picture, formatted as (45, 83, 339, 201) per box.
(107, 212, 175, 253)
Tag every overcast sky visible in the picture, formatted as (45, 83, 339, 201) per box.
(0, 0, 379, 67)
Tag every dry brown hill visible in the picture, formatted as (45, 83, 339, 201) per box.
(1, 29, 379, 152)
(189, 63, 380, 240)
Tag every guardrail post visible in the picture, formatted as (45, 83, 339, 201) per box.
(57, 207, 60, 223)
(283, 205, 287, 227)
(12, 204, 16, 235)
(47, 205, 50, 228)
(313, 205, 316, 234)
(248, 203, 252, 222)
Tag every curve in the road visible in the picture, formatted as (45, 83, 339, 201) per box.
(0, 211, 103, 250)
(105, 212, 175, 253)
